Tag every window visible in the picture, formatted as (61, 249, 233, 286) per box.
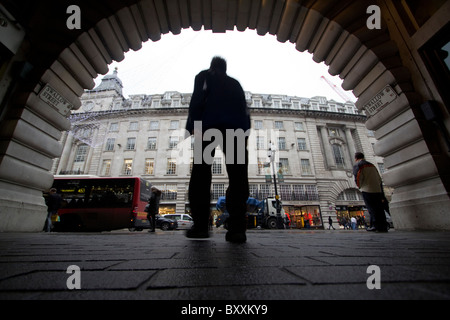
(74, 144, 88, 162)
(294, 122, 304, 131)
(293, 101, 299, 109)
(101, 160, 111, 176)
(126, 137, 136, 150)
(144, 159, 155, 175)
(129, 121, 139, 131)
(279, 158, 290, 174)
(301, 159, 312, 175)
(280, 184, 291, 200)
(249, 184, 258, 198)
(170, 120, 179, 130)
(212, 184, 225, 200)
(132, 100, 140, 108)
(109, 123, 119, 132)
(147, 137, 157, 150)
(332, 144, 345, 168)
(328, 127, 340, 137)
(378, 163, 385, 174)
(420, 23, 450, 109)
(258, 158, 267, 175)
(172, 100, 180, 107)
(277, 137, 286, 150)
(152, 100, 160, 108)
(305, 185, 319, 200)
(273, 100, 281, 108)
(253, 100, 261, 108)
(166, 159, 176, 175)
(254, 120, 263, 130)
(212, 157, 222, 175)
(162, 184, 177, 200)
(259, 184, 272, 199)
(292, 185, 304, 200)
(149, 121, 159, 130)
(169, 136, 179, 149)
(114, 101, 122, 109)
(122, 159, 133, 175)
(274, 121, 284, 130)
(345, 189, 358, 201)
(256, 136, 265, 150)
(105, 138, 115, 151)
(297, 138, 307, 151)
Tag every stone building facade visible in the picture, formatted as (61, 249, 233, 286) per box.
(52, 70, 385, 228)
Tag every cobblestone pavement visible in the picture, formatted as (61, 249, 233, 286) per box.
(1, 228, 450, 300)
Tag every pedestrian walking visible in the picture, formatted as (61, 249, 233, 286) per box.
(353, 152, 388, 232)
(351, 216, 357, 230)
(44, 188, 62, 232)
(185, 56, 251, 243)
(328, 216, 335, 230)
(145, 187, 161, 232)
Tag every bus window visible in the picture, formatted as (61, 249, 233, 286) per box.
(139, 179, 152, 202)
(54, 179, 136, 208)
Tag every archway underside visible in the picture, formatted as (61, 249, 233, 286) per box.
(1, 0, 449, 231)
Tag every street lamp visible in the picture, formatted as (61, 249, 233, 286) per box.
(268, 141, 277, 197)
(268, 142, 282, 225)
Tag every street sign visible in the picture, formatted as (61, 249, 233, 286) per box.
(39, 84, 73, 116)
(363, 85, 397, 117)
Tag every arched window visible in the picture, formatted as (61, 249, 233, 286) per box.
(332, 144, 345, 168)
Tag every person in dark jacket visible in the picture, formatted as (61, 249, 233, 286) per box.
(186, 56, 250, 243)
(44, 188, 62, 232)
(145, 187, 161, 232)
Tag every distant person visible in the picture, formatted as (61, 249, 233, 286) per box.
(328, 216, 335, 230)
(145, 187, 161, 232)
(44, 188, 62, 232)
(185, 56, 250, 243)
(353, 152, 388, 232)
(351, 216, 357, 230)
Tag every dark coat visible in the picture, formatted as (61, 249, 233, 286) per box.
(145, 191, 160, 215)
(186, 70, 250, 134)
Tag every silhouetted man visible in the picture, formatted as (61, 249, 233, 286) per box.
(186, 56, 250, 243)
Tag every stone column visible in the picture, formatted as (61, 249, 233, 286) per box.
(344, 127, 356, 169)
(319, 126, 334, 169)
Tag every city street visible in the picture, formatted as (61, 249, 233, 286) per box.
(1, 228, 450, 301)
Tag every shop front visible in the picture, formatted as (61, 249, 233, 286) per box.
(335, 205, 367, 229)
(284, 205, 323, 229)
(158, 204, 176, 215)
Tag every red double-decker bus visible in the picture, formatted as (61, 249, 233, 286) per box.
(50, 176, 152, 231)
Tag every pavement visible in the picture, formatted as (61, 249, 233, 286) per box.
(1, 228, 450, 302)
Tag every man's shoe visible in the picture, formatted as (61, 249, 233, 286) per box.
(185, 226, 209, 239)
(366, 226, 376, 232)
(225, 231, 246, 243)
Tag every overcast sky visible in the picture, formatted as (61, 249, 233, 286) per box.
(95, 28, 356, 103)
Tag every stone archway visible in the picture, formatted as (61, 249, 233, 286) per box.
(0, 0, 449, 231)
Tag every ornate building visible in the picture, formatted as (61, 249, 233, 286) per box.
(52, 70, 386, 228)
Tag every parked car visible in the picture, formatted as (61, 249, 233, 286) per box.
(155, 215, 178, 231)
(164, 214, 194, 230)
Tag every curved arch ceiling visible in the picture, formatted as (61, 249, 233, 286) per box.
(1, 0, 448, 231)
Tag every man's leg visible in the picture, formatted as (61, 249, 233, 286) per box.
(187, 139, 214, 237)
(362, 192, 387, 231)
(223, 135, 249, 242)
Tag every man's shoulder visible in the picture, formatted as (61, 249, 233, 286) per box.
(358, 159, 375, 168)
